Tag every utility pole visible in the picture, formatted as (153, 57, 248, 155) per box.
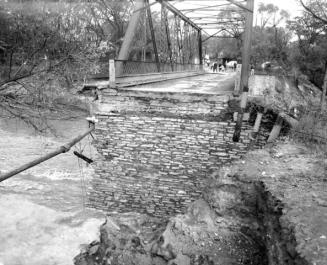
(232, 0, 254, 142)
(198, 29, 203, 69)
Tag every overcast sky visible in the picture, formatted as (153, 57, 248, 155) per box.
(254, 0, 303, 18)
(151, 0, 305, 34)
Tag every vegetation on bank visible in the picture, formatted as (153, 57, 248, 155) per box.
(0, 0, 132, 130)
(206, 1, 327, 97)
(0, 0, 326, 135)
(204, 0, 327, 150)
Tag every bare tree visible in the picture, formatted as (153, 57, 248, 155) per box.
(0, 0, 133, 132)
(299, 0, 327, 110)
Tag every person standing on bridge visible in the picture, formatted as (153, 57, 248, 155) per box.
(220, 64, 225, 72)
(213, 62, 218, 73)
(250, 64, 255, 75)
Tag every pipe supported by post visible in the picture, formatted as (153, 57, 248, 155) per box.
(0, 124, 95, 183)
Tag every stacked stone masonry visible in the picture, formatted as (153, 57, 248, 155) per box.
(87, 89, 267, 217)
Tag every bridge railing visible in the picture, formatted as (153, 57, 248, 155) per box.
(115, 0, 203, 77)
(84, 0, 205, 86)
(115, 59, 202, 77)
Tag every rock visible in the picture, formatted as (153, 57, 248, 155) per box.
(103, 218, 120, 233)
(151, 235, 177, 261)
(89, 244, 99, 255)
(190, 254, 215, 265)
(185, 199, 216, 228)
(169, 253, 191, 265)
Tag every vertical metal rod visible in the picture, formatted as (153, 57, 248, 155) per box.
(179, 19, 185, 65)
(162, 6, 174, 72)
(233, 0, 255, 142)
(174, 15, 182, 64)
(143, 11, 147, 62)
(116, 0, 144, 76)
(146, 0, 160, 72)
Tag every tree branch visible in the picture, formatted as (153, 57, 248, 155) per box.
(299, 0, 327, 25)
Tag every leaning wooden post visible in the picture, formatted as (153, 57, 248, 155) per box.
(109, 59, 116, 88)
(267, 114, 283, 143)
(250, 107, 266, 139)
(253, 112, 263, 135)
(116, 0, 145, 76)
(232, 0, 254, 142)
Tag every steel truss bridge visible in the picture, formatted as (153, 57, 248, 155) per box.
(85, 0, 250, 84)
(86, 0, 254, 142)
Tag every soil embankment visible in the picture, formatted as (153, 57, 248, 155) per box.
(75, 141, 327, 265)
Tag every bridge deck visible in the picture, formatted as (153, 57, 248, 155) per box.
(121, 72, 236, 95)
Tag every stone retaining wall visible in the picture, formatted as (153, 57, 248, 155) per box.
(87, 89, 267, 216)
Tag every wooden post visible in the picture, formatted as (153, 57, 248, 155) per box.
(146, 0, 160, 72)
(233, 0, 254, 142)
(267, 114, 283, 143)
(116, 0, 145, 76)
(109, 59, 116, 88)
(234, 69, 241, 94)
(253, 112, 263, 133)
(250, 107, 265, 139)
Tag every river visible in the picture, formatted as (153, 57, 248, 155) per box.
(0, 117, 105, 265)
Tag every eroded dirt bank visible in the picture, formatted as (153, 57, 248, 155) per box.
(229, 142, 327, 265)
(75, 141, 327, 265)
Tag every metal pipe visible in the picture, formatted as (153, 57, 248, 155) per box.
(0, 124, 95, 183)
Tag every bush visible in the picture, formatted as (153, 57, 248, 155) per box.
(290, 110, 327, 155)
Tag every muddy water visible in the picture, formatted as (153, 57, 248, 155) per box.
(0, 118, 105, 265)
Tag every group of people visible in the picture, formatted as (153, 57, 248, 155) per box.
(211, 62, 225, 73)
(208, 60, 256, 75)
(210, 61, 237, 73)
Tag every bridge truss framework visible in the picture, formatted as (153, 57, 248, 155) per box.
(104, 0, 254, 142)
(115, 0, 250, 77)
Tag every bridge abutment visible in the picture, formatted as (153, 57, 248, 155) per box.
(87, 89, 266, 216)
